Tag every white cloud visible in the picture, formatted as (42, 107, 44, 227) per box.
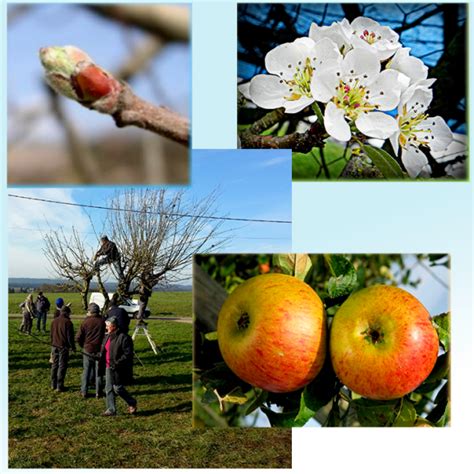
(8, 189, 92, 278)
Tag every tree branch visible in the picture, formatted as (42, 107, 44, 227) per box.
(240, 108, 325, 153)
(88, 5, 189, 41)
(113, 87, 189, 146)
(40, 45, 190, 147)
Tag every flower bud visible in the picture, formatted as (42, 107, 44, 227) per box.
(39, 46, 123, 114)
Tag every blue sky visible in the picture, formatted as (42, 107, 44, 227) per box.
(8, 149, 292, 280)
(8, 3, 190, 142)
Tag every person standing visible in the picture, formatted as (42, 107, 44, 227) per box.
(100, 317, 137, 416)
(50, 305, 76, 392)
(106, 293, 130, 334)
(75, 303, 105, 398)
(19, 293, 35, 335)
(35, 291, 50, 333)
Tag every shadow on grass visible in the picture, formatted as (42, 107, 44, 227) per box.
(134, 373, 191, 387)
(137, 401, 192, 416)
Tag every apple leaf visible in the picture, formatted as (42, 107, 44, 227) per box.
(221, 387, 250, 405)
(362, 144, 405, 179)
(199, 362, 249, 394)
(273, 253, 312, 281)
(323, 403, 341, 427)
(244, 388, 268, 416)
(204, 331, 218, 341)
(392, 398, 417, 427)
(261, 406, 299, 428)
(325, 255, 358, 298)
(425, 352, 450, 384)
(352, 398, 398, 426)
(432, 312, 450, 351)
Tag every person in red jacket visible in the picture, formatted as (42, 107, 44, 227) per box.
(100, 317, 137, 416)
(75, 303, 105, 398)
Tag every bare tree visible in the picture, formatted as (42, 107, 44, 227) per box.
(43, 189, 228, 312)
(43, 228, 95, 310)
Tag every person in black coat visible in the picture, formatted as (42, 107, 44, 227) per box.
(106, 293, 130, 334)
(100, 317, 137, 416)
(50, 306, 76, 392)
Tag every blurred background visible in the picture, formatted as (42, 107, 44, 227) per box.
(8, 3, 190, 184)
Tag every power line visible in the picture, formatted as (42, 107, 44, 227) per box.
(8, 194, 292, 225)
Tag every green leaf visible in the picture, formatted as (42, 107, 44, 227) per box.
(353, 398, 398, 426)
(432, 312, 450, 351)
(273, 254, 312, 281)
(392, 398, 417, 427)
(325, 255, 358, 298)
(261, 406, 299, 428)
(221, 387, 250, 405)
(425, 352, 450, 384)
(204, 331, 218, 341)
(362, 145, 405, 179)
(243, 389, 268, 416)
(323, 402, 341, 427)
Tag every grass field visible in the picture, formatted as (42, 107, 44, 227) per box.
(9, 291, 192, 318)
(9, 294, 292, 468)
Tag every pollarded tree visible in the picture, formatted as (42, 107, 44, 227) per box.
(43, 188, 227, 312)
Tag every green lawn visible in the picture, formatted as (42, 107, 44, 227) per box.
(9, 291, 191, 318)
(9, 298, 291, 468)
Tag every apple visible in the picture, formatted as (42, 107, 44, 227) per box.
(330, 285, 439, 400)
(217, 273, 326, 393)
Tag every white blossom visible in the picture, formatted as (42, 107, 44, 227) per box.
(389, 87, 453, 177)
(310, 48, 401, 141)
(248, 37, 341, 113)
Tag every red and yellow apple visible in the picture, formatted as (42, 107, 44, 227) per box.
(330, 285, 439, 400)
(217, 273, 326, 393)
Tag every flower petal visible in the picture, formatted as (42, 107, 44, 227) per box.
(310, 62, 340, 103)
(401, 86, 433, 116)
(283, 96, 315, 114)
(355, 111, 398, 139)
(389, 131, 400, 156)
(367, 69, 402, 110)
(265, 37, 316, 80)
(388, 47, 428, 84)
(342, 48, 380, 86)
(401, 145, 428, 178)
(421, 116, 453, 152)
(324, 101, 351, 142)
(309, 20, 351, 50)
(248, 74, 288, 110)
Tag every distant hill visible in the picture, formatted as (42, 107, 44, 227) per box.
(8, 278, 191, 292)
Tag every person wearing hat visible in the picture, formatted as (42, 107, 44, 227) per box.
(100, 316, 137, 416)
(53, 297, 65, 319)
(50, 305, 76, 392)
(75, 303, 106, 398)
(19, 293, 35, 335)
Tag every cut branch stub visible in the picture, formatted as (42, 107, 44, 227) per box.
(39, 45, 189, 146)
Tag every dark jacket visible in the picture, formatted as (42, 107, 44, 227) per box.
(96, 240, 119, 262)
(100, 330, 134, 385)
(75, 314, 105, 354)
(106, 305, 130, 334)
(36, 295, 50, 313)
(51, 313, 76, 351)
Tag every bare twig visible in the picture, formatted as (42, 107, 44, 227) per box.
(113, 86, 189, 146)
(46, 85, 100, 182)
(40, 45, 190, 146)
(88, 5, 189, 41)
(240, 108, 326, 153)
